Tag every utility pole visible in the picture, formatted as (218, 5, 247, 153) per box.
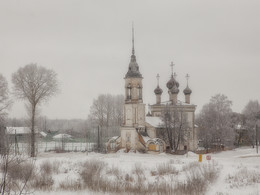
(255, 112, 260, 154)
(44, 116, 47, 132)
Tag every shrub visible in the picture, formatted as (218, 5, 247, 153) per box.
(30, 171, 54, 190)
(0, 156, 35, 194)
(80, 159, 106, 190)
(174, 162, 219, 195)
(59, 179, 82, 191)
(52, 160, 61, 174)
(132, 163, 144, 176)
(40, 160, 52, 175)
(182, 162, 200, 172)
(7, 160, 35, 181)
(30, 161, 54, 191)
(154, 162, 178, 176)
(106, 166, 121, 179)
(226, 167, 260, 188)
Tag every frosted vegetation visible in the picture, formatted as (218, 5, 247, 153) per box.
(1, 147, 260, 195)
(0, 156, 218, 195)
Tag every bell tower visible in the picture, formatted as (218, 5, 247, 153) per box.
(124, 26, 143, 104)
(121, 25, 146, 151)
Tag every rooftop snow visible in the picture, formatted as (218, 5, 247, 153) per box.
(53, 134, 72, 139)
(145, 116, 163, 128)
(6, 127, 36, 135)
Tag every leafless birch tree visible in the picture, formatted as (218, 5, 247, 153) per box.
(12, 64, 59, 157)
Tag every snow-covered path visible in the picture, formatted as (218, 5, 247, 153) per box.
(206, 147, 260, 195)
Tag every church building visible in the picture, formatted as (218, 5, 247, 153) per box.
(106, 28, 198, 153)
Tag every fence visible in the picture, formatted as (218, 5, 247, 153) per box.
(2, 141, 96, 155)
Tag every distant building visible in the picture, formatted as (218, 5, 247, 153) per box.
(107, 27, 198, 153)
(53, 133, 73, 140)
(5, 127, 39, 141)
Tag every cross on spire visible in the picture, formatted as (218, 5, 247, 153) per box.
(156, 74, 160, 86)
(186, 74, 190, 86)
(132, 22, 135, 55)
(174, 72, 177, 79)
(170, 61, 175, 76)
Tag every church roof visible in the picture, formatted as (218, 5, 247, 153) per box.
(125, 55, 142, 78)
(152, 100, 194, 106)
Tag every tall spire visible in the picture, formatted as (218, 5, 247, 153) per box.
(125, 24, 142, 78)
(132, 22, 135, 55)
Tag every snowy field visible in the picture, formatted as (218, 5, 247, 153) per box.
(30, 147, 260, 195)
(2, 147, 260, 195)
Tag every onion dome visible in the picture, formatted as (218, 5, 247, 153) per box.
(183, 86, 192, 95)
(170, 85, 179, 94)
(154, 86, 163, 95)
(166, 76, 179, 89)
(183, 74, 192, 95)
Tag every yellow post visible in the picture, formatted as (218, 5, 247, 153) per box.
(199, 154, 202, 162)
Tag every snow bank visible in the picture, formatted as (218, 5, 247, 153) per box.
(187, 151, 198, 157)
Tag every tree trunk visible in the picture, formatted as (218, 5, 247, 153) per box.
(31, 104, 36, 157)
(166, 126, 173, 151)
(237, 132, 242, 147)
(256, 124, 258, 154)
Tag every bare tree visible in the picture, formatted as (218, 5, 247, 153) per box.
(0, 74, 12, 125)
(242, 100, 260, 149)
(0, 138, 35, 195)
(160, 103, 189, 152)
(197, 94, 234, 151)
(0, 74, 12, 155)
(12, 64, 59, 157)
(88, 94, 124, 151)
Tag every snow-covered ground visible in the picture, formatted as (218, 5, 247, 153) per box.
(33, 147, 260, 195)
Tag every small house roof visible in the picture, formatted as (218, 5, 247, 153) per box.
(53, 134, 72, 139)
(40, 131, 47, 137)
(6, 127, 37, 135)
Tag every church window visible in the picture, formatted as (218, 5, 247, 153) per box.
(138, 85, 142, 99)
(127, 84, 131, 99)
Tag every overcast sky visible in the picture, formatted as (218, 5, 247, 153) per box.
(1, 0, 260, 119)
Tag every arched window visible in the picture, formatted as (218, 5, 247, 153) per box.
(138, 85, 142, 99)
(127, 84, 131, 100)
